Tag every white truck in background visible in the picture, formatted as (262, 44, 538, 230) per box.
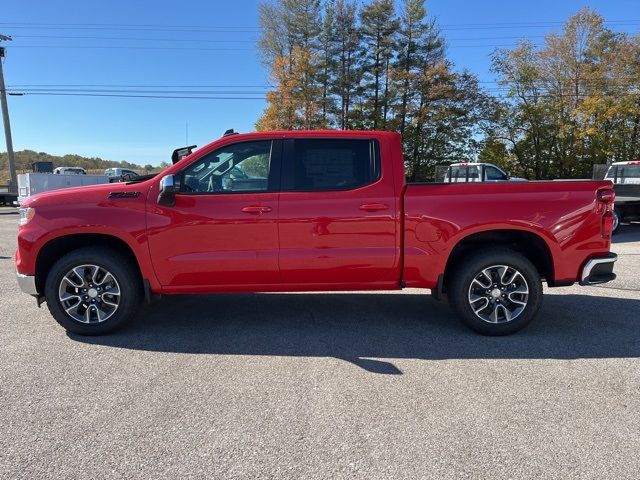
(604, 160, 640, 232)
(17, 172, 110, 205)
(443, 163, 527, 183)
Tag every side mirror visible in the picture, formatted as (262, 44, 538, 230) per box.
(157, 175, 176, 207)
(506, 171, 511, 180)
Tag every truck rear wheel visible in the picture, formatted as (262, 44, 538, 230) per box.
(447, 248, 543, 335)
(44, 247, 142, 335)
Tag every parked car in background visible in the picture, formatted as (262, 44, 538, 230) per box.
(443, 163, 527, 183)
(16, 130, 617, 337)
(605, 160, 640, 232)
(54, 167, 86, 175)
(105, 168, 140, 182)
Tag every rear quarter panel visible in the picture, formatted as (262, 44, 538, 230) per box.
(403, 181, 612, 288)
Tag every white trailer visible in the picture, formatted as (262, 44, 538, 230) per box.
(17, 173, 110, 205)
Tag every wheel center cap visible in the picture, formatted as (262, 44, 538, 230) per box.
(88, 288, 98, 298)
(490, 288, 502, 299)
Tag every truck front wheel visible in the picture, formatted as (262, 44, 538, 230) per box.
(44, 247, 142, 335)
(447, 248, 543, 335)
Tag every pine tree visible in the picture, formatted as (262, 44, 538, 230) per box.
(318, 1, 337, 126)
(257, 0, 323, 130)
(331, 0, 360, 129)
(358, 0, 399, 129)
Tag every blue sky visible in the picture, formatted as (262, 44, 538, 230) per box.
(2, 0, 639, 166)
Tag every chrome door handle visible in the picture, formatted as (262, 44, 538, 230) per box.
(241, 205, 272, 214)
(359, 203, 389, 212)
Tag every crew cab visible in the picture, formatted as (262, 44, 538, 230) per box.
(15, 131, 617, 336)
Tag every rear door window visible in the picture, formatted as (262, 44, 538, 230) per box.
(448, 166, 480, 182)
(283, 139, 380, 191)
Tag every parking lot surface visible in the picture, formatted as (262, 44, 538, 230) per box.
(1, 206, 639, 479)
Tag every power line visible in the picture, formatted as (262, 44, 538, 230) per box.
(0, 21, 637, 37)
(11, 88, 270, 94)
(2, 23, 637, 34)
(0, 22, 261, 29)
(9, 92, 267, 100)
(9, 84, 637, 93)
(6, 79, 637, 91)
(8, 45, 254, 51)
(11, 34, 257, 43)
(7, 43, 546, 50)
(1, 20, 638, 28)
(10, 33, 547, 43)
(7, 83, 272, 88)
(0, 25, 261, 34)
(8, 89, 638, 101)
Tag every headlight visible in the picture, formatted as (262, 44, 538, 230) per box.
(19, 207, 35, 226)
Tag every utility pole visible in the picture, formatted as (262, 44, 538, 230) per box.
(0, 34, 17, 194)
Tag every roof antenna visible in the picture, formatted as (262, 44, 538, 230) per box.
(223, 128, 238, 137)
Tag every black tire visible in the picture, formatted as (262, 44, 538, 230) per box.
(44, 247, 142, 335)
(447, 247, 543, 335)
(612, 208, 621, 234)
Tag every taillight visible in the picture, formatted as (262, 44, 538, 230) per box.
(597, 189, 615, 203)
(602, 211, 614, 238)
(597, 188, 615, 238)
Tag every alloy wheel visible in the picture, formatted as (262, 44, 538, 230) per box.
(58, 264, 121, 324)
(467, 265, 529, 324)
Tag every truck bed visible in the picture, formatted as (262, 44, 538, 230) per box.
(402, 180, 612, 288)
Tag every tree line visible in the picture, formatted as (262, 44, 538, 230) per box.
(256, 2, 640, 180)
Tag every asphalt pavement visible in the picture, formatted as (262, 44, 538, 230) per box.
(1, 207, 639, 479)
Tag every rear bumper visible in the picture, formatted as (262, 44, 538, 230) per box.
(579, 253, 617, 286)
(16, 272, 38, 296)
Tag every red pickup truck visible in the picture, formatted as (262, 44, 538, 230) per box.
(16, 130, 617, 336)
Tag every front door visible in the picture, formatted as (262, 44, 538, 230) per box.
(147, 139, 281, 289)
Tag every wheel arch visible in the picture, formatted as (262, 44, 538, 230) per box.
(443, 229, 556, 288)
(35, 233, 143, 294)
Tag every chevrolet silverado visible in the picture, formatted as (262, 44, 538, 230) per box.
(16, 130, 618, 335)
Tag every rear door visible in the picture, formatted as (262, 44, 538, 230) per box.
(277, 137, 399, 287)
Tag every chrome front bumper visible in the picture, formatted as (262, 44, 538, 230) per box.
(579, 253, 618, 286)
(16, 272, 38, 296)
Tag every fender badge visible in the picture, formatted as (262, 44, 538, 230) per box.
(108, 191, 141, 199)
